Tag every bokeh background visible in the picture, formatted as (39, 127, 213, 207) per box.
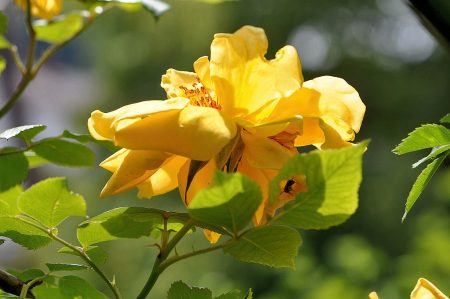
(1, 0, 449, 298)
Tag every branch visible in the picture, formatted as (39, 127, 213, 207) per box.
(0, 269, 36, 298)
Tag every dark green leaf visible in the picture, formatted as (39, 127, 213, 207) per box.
(270, 141, 367, 229)
(214, 290, 243, 299)
(167, 281, 212, 299)
(224, 225, 301, 268)
(32, 139, 94, 167)
(440, 113, 450, 123)
(58, 246, 108, 265)
(62, 130, 119, 151)
(77, 207, 188, 247)
(0, 125, 46, 142)
(189, 172, 262, 234)
(46, 263, 88, 272)
(0, 12, 7, 35)
(59, 276, 108, 299)
(18, 177, 86, 227)
(0, 148, 28, 192)
(402, 152, 448, 222)
(13, 269, 45, 282)
(0, 56, 5, 74)
(0, 239, 4, 246)
(35, 13, 84, 44)
(412, 144, 450, 168)
(393, 124, 450, 155)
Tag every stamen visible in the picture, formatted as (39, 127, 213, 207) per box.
(179, 79, 221, 110)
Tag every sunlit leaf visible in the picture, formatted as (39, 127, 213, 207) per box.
(34, 13, 84, 44)
(440, 113, 450, 124)
(402, 152, 448, 222)
(0, 56, 5, 74)
(0, 148, 28, 192)
(167, 281, 212, 299)
(0, 185, 22, 216)
(77, 207, 188, 247)
(0, 36, 11, 49)
(393, 124, 450, 155)
(0, 217, 51, 249)
(24, 151, 49, 168)
(58, 246, 108, 265)
(32, 139, 94, 167)
(270, 141, 368, 229)
(93, 0, 170, 17)
(412, 144, 450, 168)
(0, 124, 46, 142)
(18, 177, 86, 227)
(46, 263, 88, 272)
(59, 276, 108, 299)
(189, 172, 262, 234)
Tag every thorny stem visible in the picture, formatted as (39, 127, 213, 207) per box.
(16, 216, 122, 299)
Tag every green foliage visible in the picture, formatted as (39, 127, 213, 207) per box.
(0, 12, 7, 35)
(0, 125, 46, 142)
(24, 151, 49, 168)
(167, 281, 249, 299)
(62, 130, 118, 151)
(46, 263, 88, 272)
(0, 56, 5, 74)
(31, 139, 95, 167)
(33, 275, 108, 299)
(34, 13, 84, 44)
(269, 141, 368, 229)
(224, 225, 301, 268)
(0, 36, 11, 49)
(58, 246, 108, 265)
(18, 177, 86, 227)
(393, 115, 450, 220)
(0, 148, 28, 192)
(189, 172, 262, 234)
(77, 207, 189, 247)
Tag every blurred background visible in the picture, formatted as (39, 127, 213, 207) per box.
(1, 0, 449, 298)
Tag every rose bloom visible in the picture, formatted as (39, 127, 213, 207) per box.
(369, 278, 448, 299)
(14, 0, 62, 20)
(88, 26, 365, 242)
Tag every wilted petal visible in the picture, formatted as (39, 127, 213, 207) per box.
(115, 105, 237, 161)
(209, 26, 303, 116)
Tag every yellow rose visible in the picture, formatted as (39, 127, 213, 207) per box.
(14, 0, 62, 20)
(369, 278, 448, 299)
(88, 26, 365, 241)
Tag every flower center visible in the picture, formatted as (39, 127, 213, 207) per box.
(180, 80, 221, 110)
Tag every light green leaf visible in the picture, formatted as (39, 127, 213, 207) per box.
(0, 124, 46, 142)
(0, 293, 20, 298)
(0, 148, 28, 192)
(167, 281, 212, 299)
(0, 12, 7, 35)
(46, 263, 88, 272)
(402, 152, 448, 222)
(0, 185, 22, 216)
(59, 276, 108, 299)
(12, 269, 46, 282)
(62, 130, 119, 151)
(393, 124, 450, 155)
(25, 151, 49, 168)
(58, 246, 108, 265)
(18, 177, 86, 227)
(270, 142, 367, 229)
(0, 56, 5, 74)
(0, 217, 51, 249)
(224, 225, 301, 268)
(440, 113, 450, 123)
(93, 0, 170, 17)
(412, 144, 450, 168)
(189, 172, 262, 234)
(77, 207, 188, 247)
(32, 285, 65, 299)
(32, 139, 94, 167)
(34, 13, 84, 44)
(0, 36, 12, 49)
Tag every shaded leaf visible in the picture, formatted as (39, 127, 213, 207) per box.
(167, 281, 212, 299)
(77, 207, 188, 247)
(270, 141, 367, 229)
(393, 124, 450, 155)
(34, 13, 84, 44)
(189, 172, 262, 234)
(46, 263, 88, 272)
(0, 217, 51, 249)
(62, 130, 119, 151)
(402, 153, 448, 221)
(0, 12, 7, 35)
(215, 290, 243, 299)
(12, 269, 45, 282)
(32, 139, 94, 167)
(0, 148, 28, 192)
(24, 151, 49, 168)
(0, 56, 5, 74)
(59, 276, 108, 299)
(58, 246, 108, 265)
(18, 177, 86, 227)
(0, 125, 46, 142)
(224, 225, 301, 268)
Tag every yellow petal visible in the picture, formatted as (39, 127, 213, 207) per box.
(209, 25, 303, 116)
(15, 0, 61, 19)
(294, 118, 325, 146)
(411, 278, 448, 299)
(369, 292, 380, 299)
(88, 98, 190, 140)
(100, 150, 170, 198)
(137, 155, 188, 198)
(161, 69, 199, 98)
(203, 229, 221, 244)
(193, 56, 213, 90)
(241, 129, 296, 170)
(115, 105, 237, 161)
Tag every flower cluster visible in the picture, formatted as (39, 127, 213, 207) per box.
(88, 26, 365, 241)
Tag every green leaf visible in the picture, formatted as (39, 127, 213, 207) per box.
(0, 216, 51, 249)
(189, 172, 262, 234)
(24, 151, 49, 168)
(59, 276, 108, 299)
(224, 225, 301, 268)
(13, 269, 46, 282)
(0, 185, 22, 216)
(412, 144, 450, 168)
(32, 139, 94, 167)
(0, 124, 46, 142)
(18, 177, 86, 227)
(402, 152, 448, 222)
(46, 263, 88, 272)
(35, 13, 84, 44)
(270, 142, 367, 229)
(77, 207, 188, 247)
(0, 12, 7, 35)
(167, 281, 212, 299)
(0, 56, 5, 74)
(58, 246, 108, 265)
(62, 130, 119, 151)
(190, 0, 238, 3)
(0, 36, 12, 49)
(440, 113, 450, 123)
(32, 285, 65, 299)
(214, 291, 243, 299)
(393, 124, 450, 155)
(0, 148, 28, 192)
(0, 293, 20, 298)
